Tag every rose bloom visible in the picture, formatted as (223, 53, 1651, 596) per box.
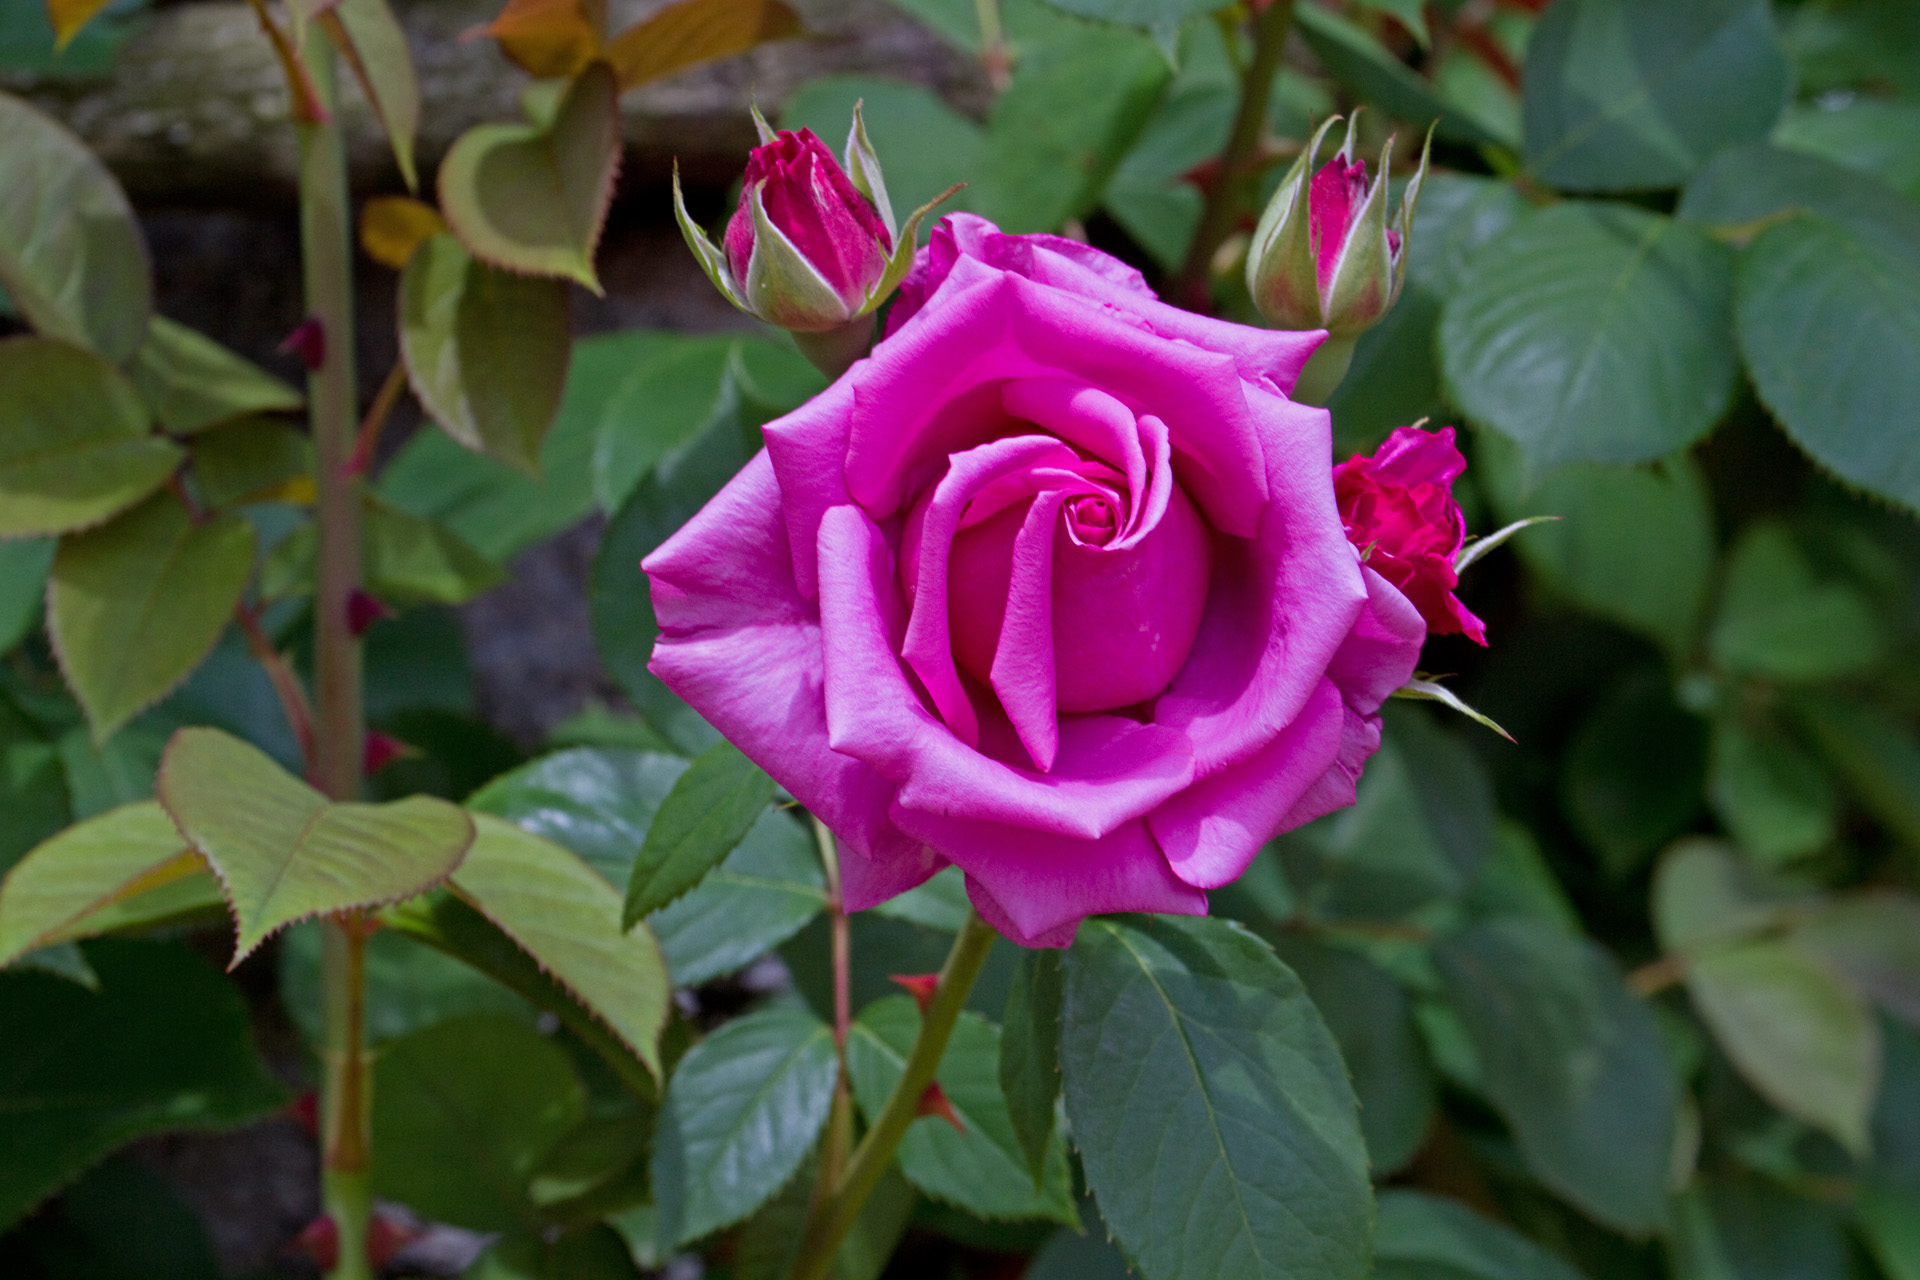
(644, 214, 1426, 947)
(1333, 425, 1486, 644)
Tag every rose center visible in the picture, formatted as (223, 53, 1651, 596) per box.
(1065, 494, 1120, 546)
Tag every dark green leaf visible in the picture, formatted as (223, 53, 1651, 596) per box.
(1711, 521, 1885, 681)
(1435, 918, 1677, 1233)
(8, 1154, 224, 1280)
(1678, 143, 1920, 242)
(1791, 696, 1920, 856)
(1670, 1176, 1849, 1280)
(1036, 0, 1215, 27)
(1373, 1189, 1585, 1280)
(278, 918, 529, 1047)
(469, 747, 690, 888)
(591, 336, 738, 513)
(1000, 947, 1063, 1186)
(1293, 5, 1498, 146)
(647, 807, 826, 989)
(623, 739, 773, 925)
(128, 317, 302, 436)
(464, 1225, 639, 1280)
(1793, 894, 1920, 1029)
(650, 1006, 837, 1247)
(0, 538, 53, 652)
(846, 995, 1078, 1224)
(1061, 914, 1372, 1280)
(1441, 202, 1739, 469)
(1775, 101, 1920, 203)
(0, 939, 285, 1231)
(1561, 667, 1707, 878)
(1522, 0, 1789, 192)
(1709, 716, 1837, 867)
(56, 722, 165, 821)
(371, 1013, 586, 1232)
(1464, 820, 1583, 936)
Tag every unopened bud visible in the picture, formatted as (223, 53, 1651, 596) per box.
(278, 316, 326, 371)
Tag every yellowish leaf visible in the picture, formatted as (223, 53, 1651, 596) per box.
(478, 0, 604, 79)
(606, 0, 800, 92)
(361, 195, 447, 269)
(46, 0, 113, 50)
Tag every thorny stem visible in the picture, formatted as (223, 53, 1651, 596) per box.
(811, 819, 855, 1192)
(1174, 0, 1297, 308)
(786, 909, 999, 1280)
(235, 601, 316, 776)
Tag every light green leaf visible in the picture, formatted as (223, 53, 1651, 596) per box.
(399, 233, 571, 474)
(1522, 0, 1790, 192)
(0, 801, 196, 968)
(0, 338, 181, 539)
(155, 726, 474, 960)
(0, 939, 285, 1232)
(48, 495, 254, 741)
(370, 1014, 585, 1232)
(437, 61, 620, 289)
(622, 740, 773, 926)
(1061, 914, 1373, 1280)
(1710, 522, 1885, 681)
(128, 317, 301, 436)
(0, 538, 53, 652)
(449, 813, 670, 1079)
(1435, 918, 1677, 1233)
(999, 947, 1063, 1187)
(848, 995, 1078, 1224)
(187, 418, 313, 511)
(1441, 202, 1738, 469)
(365, 500, 506, 604)
(650, 1006, 837, 1247)
(0, 90, 151, 362)
(1709, 716, 1837, 866)
(329, 0, 419, 190)
(1373, 1189, 1585, 1280)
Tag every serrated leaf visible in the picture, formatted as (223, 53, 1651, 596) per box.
(650, 1006, 837, 1247)
(1061, 914, 1373, 1280)
(398, 234, 571, 473)
(325, 0, 419, 190)
(622, 740, 772, 926)
(480, 0, 604, 79)
(647, 808, 826, 988)
(1000, 947, 1063, 1187)
(605, 0, 799, 90)
(155, 727, 474, 960)
(449, 813, 669, 1079)
(0, 802, 199, 968)
(437, 61, 619, 289)
(188, 418, 314, 511)
(0, 338, 181, 539)
(0, 90, 150, 362)
(0, 939, 285, 1232)
(1522, 0, 1790, 192)
(128, 317, 302, 437)
(48, 495, 254, 742)
(359, 194, 445, 269)
(848, 994, 1078, 1224)
(371, 1014, 586, 1232)
(1435, 918, 1677, 1233)
(1440, 202, 1739, 469)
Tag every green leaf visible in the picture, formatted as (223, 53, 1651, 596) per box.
(870, 863, 971, 932)
(650, 1006, 837, 1247)
(623, 740, 773, 926)
(1000, 947, 1063, 1187)
(1791, 696, 1920, 856)
(469, 747, 691, 888)
(1034, 0, 1215, 27)
(127, 317, 301, 436)
(1434, 918, 1677, 1233)
(1522, 0, 1790, 192)
(48, 495, 254, 741)
(1856, 1183, 1920, 1280)
(1440, 202, 1739, 469)
(1372, 1189, 1585, 1280)
(591, 336, 740, 513)
(1561, 667, 1707, 878)
(780, 75, 984, 238)
(1270, 937, 1436, 1176)
(1679, 142, 1920, 241)
(1775, 100, 1920, 203)
(277, 918, 529, 1048)
(0, 801, 194, 967)
(1710, 522, 1885, 681)
(371, 1013, 586, 1232)
(1734, 212, 1920, 513)
(0, 338, 181, 539)
(1060, 914, 1372, 1280)
(1671, 1175, 1850, 1280)
(0, 939, 285, 1231)
(847, 995, 1079, 1224)
(186, 418, 313, 511)
(399, 233, 571, 474)
(1709, 715, 1837, 866)
(1791, 894, 1920, 1030)
(465, 1226, 640, 1280)
(329, 0, 419, 190)
(155, 726, 475, 959)
(1293, 5, 1498, 147)
(970, 26, 1170, 234)
(1479, 439, 1714, 657)
(365, 500, 506, 605)
(646, 807, 827, 988)
(449, 813, 670, 1079)
(0, 699, 67, 873)
(0, 538, 53, 652)
(0, 90, 151, 362)
(437, 61, 620, 289)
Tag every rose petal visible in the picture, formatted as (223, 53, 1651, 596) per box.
(1326, 564, 1428, 715)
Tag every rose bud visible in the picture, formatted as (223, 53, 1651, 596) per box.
(674, 103, 956, 376)
(1246, 113, 1430, 401)
(1334, 424, 1486, 644)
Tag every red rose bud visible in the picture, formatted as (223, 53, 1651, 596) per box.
(346, 588, 394, 637)
(1247, 112, 1430, 339)
(292, 1216, 339, 1271)
(917, 1081, 965, 1133)
(1334, 425, 1486, 645)
(674, 103, 956, 344)
(364, 730, 416, 775)
(288, 1090, 320, 1136)
(890, 972, 939, 1013)
(365, 1210, 425, 1268)
(278, 316, 326, 371)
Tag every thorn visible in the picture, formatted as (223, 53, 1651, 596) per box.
(366, 1209, 425, 1268)
(278, 316, 326, 371)
(346, 588, 394, 638)
(890, 972, 939, 1014)
(291, 1215, 339, 1271)
(917, 1081, 964, 1133)
(288, 1090, 320, 1137)
(363, 730, 418, 775)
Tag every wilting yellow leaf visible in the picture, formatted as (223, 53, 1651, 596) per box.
(606, 0, 800, 91)
(360, 195, 447, 270)
(46, 0, 112, 49)
(477, 0, 604, 79)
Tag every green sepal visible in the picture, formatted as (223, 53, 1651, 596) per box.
(843, 99, 897, 242)
(743, 179, 856, 329)
(672, 163, 751, 315)
(1247, 115, 1342, 330)
(857, 182, 964, 320)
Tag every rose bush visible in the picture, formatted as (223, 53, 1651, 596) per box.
(644, 213, 1428, 946)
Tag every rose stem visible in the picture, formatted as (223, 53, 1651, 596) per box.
(293, 31, 374, 1280)
(811, 819, 855, 1194)
(786, 909, 999, 1280)
(1173, 0, 1298, 309)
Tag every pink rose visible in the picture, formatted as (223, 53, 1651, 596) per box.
(721, 128, 892, 324)
(644, 214, 1426, 947)
(1334, 425, 1487, 645)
